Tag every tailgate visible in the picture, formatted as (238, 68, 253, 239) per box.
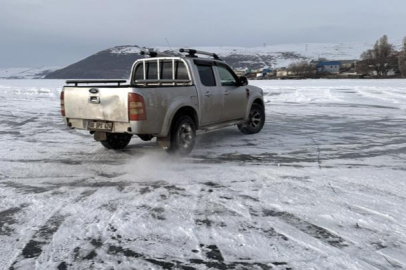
(64, 87, 129, 122)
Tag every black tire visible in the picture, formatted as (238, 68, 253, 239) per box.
(101, 133, 132, 150)
(167, 116, 196, 156)
(238, 104, 265, 134)
(138, 134, 154, 141)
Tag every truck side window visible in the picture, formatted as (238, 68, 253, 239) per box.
(218, 66, 237, 86)
(197, 65, 216, 87)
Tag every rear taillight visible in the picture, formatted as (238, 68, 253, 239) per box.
(128, 93, 146, 121)
(60, 91, 65, 116)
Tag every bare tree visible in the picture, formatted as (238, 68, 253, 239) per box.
(288, 61, 315, 77)
(399, 37, 406, 78)
(288, 62, 300, 76)
(360, 35, 398, 77)
(355, 60, 370, 76)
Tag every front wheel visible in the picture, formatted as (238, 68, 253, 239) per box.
(167, 116, 196, 156)
(238, 104, 265, 134)
(101, 133, 132, 150)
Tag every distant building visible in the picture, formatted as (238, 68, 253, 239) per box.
(276, 69, 288, 77)
(275, 68, 293, 78)
(316, 61, 341, 74)
(251, 66, 273, 78)
(262, 67, 272, 76)
(234, 70, 246, 77)
(340, 60, 357, 68)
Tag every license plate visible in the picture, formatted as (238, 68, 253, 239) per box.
(88, 121, 113, 131)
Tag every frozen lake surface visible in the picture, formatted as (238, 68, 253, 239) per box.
(1, 79, 406, 269)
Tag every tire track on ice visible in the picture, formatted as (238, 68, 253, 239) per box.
(187, 183, 292, 269)
(261, 207, 404, 269)
(7, 189, 97, 269)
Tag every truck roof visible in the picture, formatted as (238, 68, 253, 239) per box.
(141, 48, 223, 62)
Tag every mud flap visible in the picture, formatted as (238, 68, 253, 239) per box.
(157, 136, 171, 149)
(94, 131, 107, 142)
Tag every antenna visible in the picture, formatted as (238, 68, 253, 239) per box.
(164, 38, 181, 56)
(165, 38, 173, 51)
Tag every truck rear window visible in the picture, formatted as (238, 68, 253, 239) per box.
(176, 62, 189, 80)
(134, 65, 143, 80)
(147, 62, 158, 79)
(161, 61, 173, 79)
(133, 60, 190, 82)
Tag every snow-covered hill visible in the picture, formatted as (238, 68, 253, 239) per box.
(112, 39, 404, 68)
(0, 66, 60, 79)
(45, 39, 404, 79)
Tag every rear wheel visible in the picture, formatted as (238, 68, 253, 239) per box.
(101, 133, 132, 150)
(138, 134, 153, 141)
(167, 116, 196, 156)
(238, 104, 265, 134)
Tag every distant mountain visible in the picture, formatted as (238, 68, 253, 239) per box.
(45, 40, 404, 79)
(45, 46, 145, 79)
(0, 66, 60, 79)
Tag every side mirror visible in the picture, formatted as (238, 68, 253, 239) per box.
(239, 76, 248, 86)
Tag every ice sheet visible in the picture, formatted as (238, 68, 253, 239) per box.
(1, 79, 406, 269)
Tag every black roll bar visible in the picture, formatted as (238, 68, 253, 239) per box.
(66, 79, 127, 87)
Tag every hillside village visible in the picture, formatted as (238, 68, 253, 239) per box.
(236, 60, 358, 79)
(239, 35, 406, 80)
(241, 59, 395, 80)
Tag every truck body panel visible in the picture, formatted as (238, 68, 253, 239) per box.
(64, 87, 129, 122)
(61, 52, 265, 146)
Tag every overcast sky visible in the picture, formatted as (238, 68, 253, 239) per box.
(0, 0, 405, 68)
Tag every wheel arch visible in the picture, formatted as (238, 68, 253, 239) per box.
(253, 98, 264, 108)
(245, 94, 265, 120)
(171, 106, 199, 128)
(159, 104, 199, 137)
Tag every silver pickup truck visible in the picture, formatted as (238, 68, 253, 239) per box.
(61, 49, 265, 155)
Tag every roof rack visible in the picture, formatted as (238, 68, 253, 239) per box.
(179, 48, 221, 60)
(140, 50, 173, 58)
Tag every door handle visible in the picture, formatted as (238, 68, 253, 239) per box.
(204, 91, 211, 97)
(88, 96, 100, 104)
(224, 91, 229, 96)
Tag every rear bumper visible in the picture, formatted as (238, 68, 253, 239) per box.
(64, 118, 162, 135)
(65, 118, 131, 133)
